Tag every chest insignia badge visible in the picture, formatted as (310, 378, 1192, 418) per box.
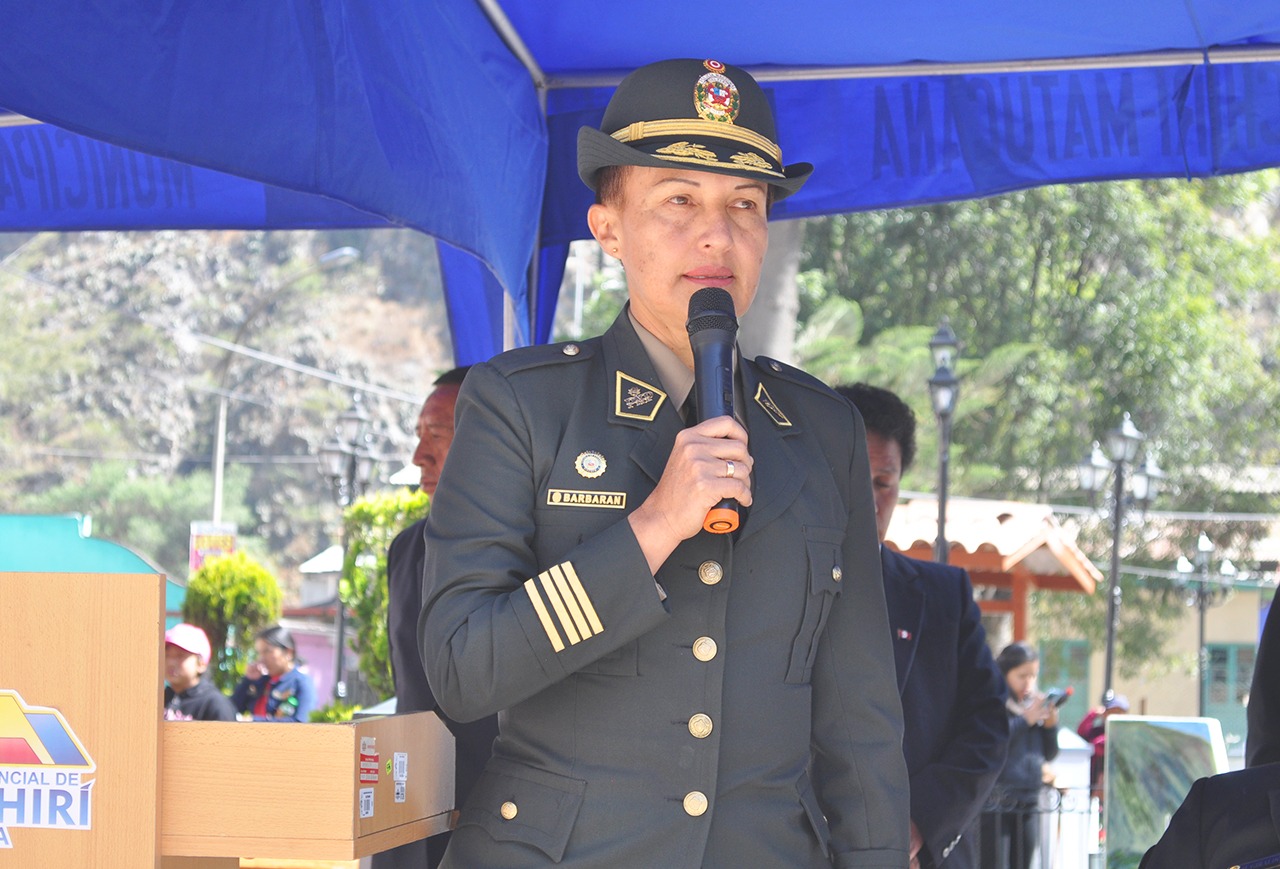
(575, 451, 607, 479)
(754, 383, 792, 428)
(615, 371, 667, 421)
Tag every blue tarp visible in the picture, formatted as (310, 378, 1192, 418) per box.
(3, 2, 1280, 362)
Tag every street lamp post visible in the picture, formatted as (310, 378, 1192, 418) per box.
(927, 318, 960, 564)
(211, 246, 360, 522)
(318, 394, 377, 701)
(1077, 413, 1162, 699)
(1176, 533, 1237, 717)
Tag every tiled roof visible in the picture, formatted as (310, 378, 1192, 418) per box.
(885, 496, 1103, 593)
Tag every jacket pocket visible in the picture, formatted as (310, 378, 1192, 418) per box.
(579, 640, 639, 676)
(456, 756, 586, 861)
(785, 526, 845, 684)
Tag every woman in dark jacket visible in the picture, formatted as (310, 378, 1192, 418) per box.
(981, 641, 1060, 869)
(231, 625, 316, 722)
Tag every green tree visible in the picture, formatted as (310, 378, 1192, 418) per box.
(183, 551, 283, 692)
(799, 175, 1280, 676)
(340, 487, 432, 701)
(15, 461, 257, 578)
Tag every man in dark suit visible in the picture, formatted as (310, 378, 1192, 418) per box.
(838, 383, 1009, 869)
(373, 365, 498, 869)
(1140, 588, 1280, 868)
(420, 58, 909, 868)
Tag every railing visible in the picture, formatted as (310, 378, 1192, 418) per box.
(976, 785, 1101, 869)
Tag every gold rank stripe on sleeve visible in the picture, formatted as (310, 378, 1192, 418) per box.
(523, 561, 604, 653)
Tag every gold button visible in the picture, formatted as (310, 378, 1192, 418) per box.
(500, 801, 518, 820)
(692, 636, 718, 661)
(698, 561, 723, 585)
(831, 566, 843, 582)
(688, 713, 713, 739)
(683, 791, 708, 817)
(563, 344, 580, 356)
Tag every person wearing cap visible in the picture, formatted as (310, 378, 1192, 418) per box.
(231, 625, 316, 722)
(837, 383, 1009, 869)
(164, 623, 237, 722)
(421, 58, 908, 867)
(1076, 689, 1129, 799)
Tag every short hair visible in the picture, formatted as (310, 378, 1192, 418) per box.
(594, 165, 629, 207)
(996, 641, 1039, 674)
(256, 624, 295, 654)
(835, 383, 917, 471)
(433, 365, 471, 388)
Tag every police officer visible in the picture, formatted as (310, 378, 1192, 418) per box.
(420, 58, 909, 868)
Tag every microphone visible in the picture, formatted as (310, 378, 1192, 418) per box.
(686, 287, 739, 534)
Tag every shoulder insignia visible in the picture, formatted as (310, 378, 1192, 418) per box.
(754, 355, 838, 398)
(488, 340, 598, 375)
(754, 383, 792, 427)
(615, 371, 667, 421)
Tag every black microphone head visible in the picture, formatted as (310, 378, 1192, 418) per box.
(686, 287, 738, 336)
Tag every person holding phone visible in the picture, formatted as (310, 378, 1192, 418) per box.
(231, 625, 315, 722)
(981, 642, 1059, 869)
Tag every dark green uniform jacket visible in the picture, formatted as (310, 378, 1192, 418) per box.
(421, 312, 909, 868)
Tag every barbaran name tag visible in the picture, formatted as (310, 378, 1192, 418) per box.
(547, 488, 627, 509)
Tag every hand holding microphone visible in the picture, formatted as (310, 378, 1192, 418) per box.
(625, 288, 753, 570)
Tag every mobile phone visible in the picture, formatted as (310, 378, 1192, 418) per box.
(1044, 687, 1073, 707)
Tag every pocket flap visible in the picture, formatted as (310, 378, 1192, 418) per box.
(457, 757, 587, 861)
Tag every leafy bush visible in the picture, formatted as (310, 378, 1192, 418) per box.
(341, 487, 431, 700)
(182, 550, 282, 692)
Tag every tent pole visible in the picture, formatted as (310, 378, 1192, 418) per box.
(543, 44, 1280, 89)
(475, 0, 547, 88)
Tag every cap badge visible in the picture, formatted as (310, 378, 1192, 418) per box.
(695, 72, 740, 124)
(657, 141, 717, 163)
(575, 451, 607, 479)
(731, 152, 772, 170)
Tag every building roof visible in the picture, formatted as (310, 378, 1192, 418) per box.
(885, 496, 1103, 593)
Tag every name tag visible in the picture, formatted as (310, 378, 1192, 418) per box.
(547, 489, 627, 509)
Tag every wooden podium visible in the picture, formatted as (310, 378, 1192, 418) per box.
(0, 572, 454, 869)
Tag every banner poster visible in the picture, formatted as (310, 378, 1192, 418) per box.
(189, 521, 237, 574)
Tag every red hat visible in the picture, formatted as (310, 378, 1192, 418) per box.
(165, 623, 212, 666)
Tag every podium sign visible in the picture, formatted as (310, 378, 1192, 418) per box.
(1, 572, 454, 869)
(0, 571, 164, 867)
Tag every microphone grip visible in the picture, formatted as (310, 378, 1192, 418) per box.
(691, 337, 738, 534)
(704, 499, 739, 534)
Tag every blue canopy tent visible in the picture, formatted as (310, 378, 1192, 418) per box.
(3, 2, 1280, 363)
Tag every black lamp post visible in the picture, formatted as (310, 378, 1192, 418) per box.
(1077, 413, 1162, 699)
(927, 318, 960, 564)
(318, 394, 377, 701)
(1175, 533, 1236, 717)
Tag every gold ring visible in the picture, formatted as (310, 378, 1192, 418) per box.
(725, 460, 735, 479)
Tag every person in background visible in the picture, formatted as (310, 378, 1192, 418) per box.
(373, 365, 497, 869)
(836, 383, 1009, 869)
(1140, 597, 1280, 868)
(163, 622, 237, 721)
(1247, 598, 1280, 766)
(420, 57, 908, 868)
(1076, 689, 1129, 799)
(982, 641, 1059, 869)
(231, 624, 315, 722)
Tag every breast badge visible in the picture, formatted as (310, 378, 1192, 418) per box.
(575, 451, 607, 479)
